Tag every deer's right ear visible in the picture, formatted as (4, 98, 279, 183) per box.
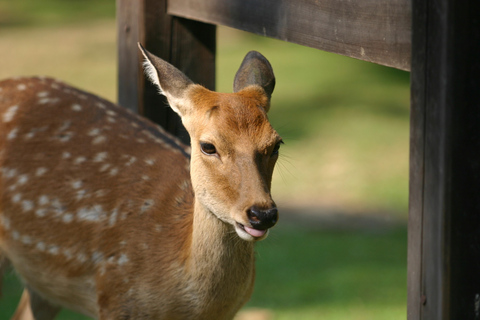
(138, 43, 193, 117)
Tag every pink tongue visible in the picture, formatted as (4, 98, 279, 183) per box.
(244, 226, 267, 238)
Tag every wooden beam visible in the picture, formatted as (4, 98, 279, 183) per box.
(168, 0, 411, 71)
(408, 0, 480, 318)
(117, 0, 216, 143)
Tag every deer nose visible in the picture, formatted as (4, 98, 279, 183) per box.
(247, 206, 278, 230)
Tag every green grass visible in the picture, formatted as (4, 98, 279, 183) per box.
(0, 1, 410, 319)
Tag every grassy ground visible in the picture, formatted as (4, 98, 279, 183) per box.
(0, 1, 409, 319)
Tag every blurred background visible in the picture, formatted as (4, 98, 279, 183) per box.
(0, 0, 410, 319)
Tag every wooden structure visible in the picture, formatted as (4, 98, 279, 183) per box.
(116, 0, 480, 318)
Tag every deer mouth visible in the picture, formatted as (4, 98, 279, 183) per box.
(235, 223, 269, 241)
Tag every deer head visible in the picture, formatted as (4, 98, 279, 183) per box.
(139, 44, 282, 241)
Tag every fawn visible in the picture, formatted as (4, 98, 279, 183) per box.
(0, 45, 281, 320)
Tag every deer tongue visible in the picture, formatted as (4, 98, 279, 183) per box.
(244, 226, 267, 238)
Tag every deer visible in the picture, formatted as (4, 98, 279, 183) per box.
(0, 44, 282, 320)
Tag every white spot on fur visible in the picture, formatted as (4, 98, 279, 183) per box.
(125, 156, 136, 166)
(0, 216, 11, 230)
(37, 91, 49, 97)
(109, 168, 118, 176)
(92, 251, 104, 264)
(21, 235, 32, 245)
(22, 200, 33, 212)
(35, 167, 48, 176)
(142, 175, 150, 181)
(106, 110, 117, 117)
(108, 208, 118, 226)
(107, 117, 116, 123)
(12, 230, 20, 240)
(77, 205, 104, 222)
(48, 245, 59, 255)
(71, 180, 83, 189)
(35, 208, 47, 217)
(99, 164, 111, 172)
(7, 127, 19, 140)
(62, 213, 74, 223)
(144, 159, 155, 166)
(62, 248, 72, 259)
(3, 105, 18, 123)
(38, 98, 59, 104)
(17, 174, 28, 185)
(62, 152, 71, 159)
(88, 128, 100, 136)
(74, 156, 87, 165)
(3, 168, 17, 178)
(77, 253, 87, 263)
(118, 254, 129, 266)
(92, 135, 106, 144)
(58, 121, 71, 132)
(72, 104, 82, 111)
(12, 193, 22, 203)
(96, 102, 106, 109)
(36, 242, 46, 251)
(76, 189, 87, 200)
(93, 152, 107, 162)
(17, 84, 27, 91)
(136, 138, 146, 144)
(140, 199, 154, 214)
(38, 195, 49, 206)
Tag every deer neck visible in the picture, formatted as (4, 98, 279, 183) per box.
(184, 199, 255, 312)
(189, 199, 255, 272)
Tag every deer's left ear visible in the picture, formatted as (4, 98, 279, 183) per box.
(138, 43, 193, 117)
(233, 51, 275, 102)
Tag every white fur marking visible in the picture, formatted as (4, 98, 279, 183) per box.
(88, 128, 101, 136)
(3, 105, 18, 123)
(17, 174, 29, 185)
(36, 242, 46, 251)
(35, 208, 47, 217)
(12, 193, 22, 203)
(35, 167, 48, 176)
(22, 200, 34, 212)
(92, 135, 106, 144)
(77, 205, 104, 222)
(118, 254, 129, 266)
(93, 152, 107, 162)
(7, 128, 19, 140)
(62, 213, 74, 223)
(75, 156, 87, 165)
(39, 195, 49, 206)
(37, 91, 49, 97)
(72, 104, 82, 111)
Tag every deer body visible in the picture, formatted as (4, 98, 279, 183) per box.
(0, 48, 280, 320)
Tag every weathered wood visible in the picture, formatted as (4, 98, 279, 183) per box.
(168, 0, 411, 71)
(117, 0, 216, 143)
(408, 0, 480, 318)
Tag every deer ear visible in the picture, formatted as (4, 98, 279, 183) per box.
(138, 43, 193, 117)
(233, 51, 275, 100)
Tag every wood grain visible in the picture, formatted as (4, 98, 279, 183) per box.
(168, 0, 411, 71)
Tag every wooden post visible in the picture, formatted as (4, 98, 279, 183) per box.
(408, 0, 480, 318)
(117, 0, 216, 143)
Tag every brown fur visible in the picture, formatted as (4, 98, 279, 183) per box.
(0, 65, 280, 320)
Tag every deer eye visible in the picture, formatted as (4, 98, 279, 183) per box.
(200, 142, 217, 155)
(271, 141, 283, 156)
